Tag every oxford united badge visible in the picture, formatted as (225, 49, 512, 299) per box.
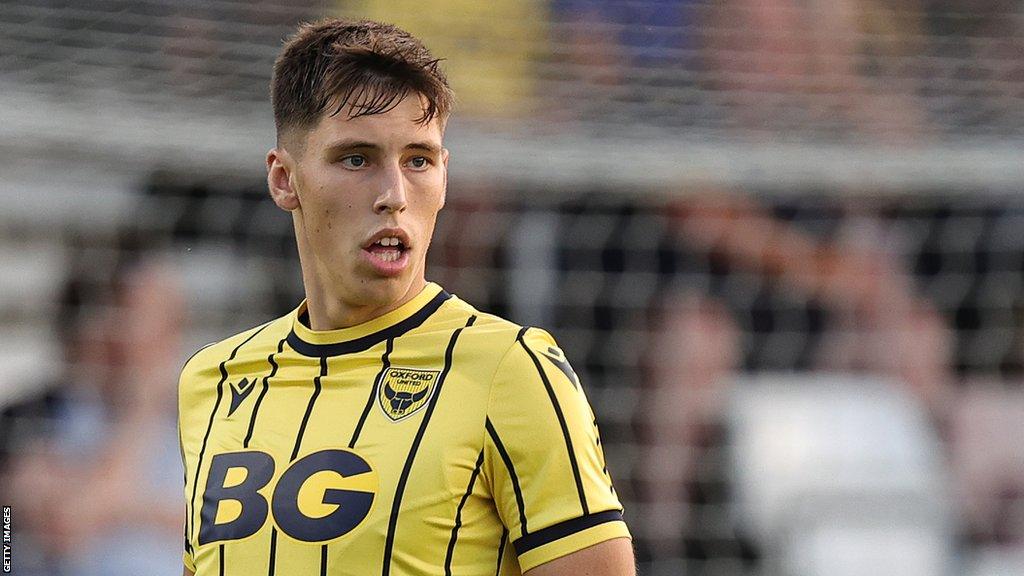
(378, 367, 440, 421)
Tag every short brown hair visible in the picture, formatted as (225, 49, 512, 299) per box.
(272, 19, 453, 145)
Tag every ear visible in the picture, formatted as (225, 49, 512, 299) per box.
(267, 147, 300, 211)
(439, 147, 449, 209)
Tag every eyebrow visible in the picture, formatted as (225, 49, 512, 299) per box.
(405, 141, 442, 155)
(323, 139, 441, 155)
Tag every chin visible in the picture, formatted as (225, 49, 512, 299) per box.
(376, 277, 411, 300)
(353, 273, 413, 304)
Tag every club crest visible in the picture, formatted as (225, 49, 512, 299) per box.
(377, 367, 440, 421)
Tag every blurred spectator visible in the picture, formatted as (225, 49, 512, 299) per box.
(546, 0, 702, 124)
(704, 0, 929, 141)
(637, 293, 759, 574)
(2, 251, 186, 576)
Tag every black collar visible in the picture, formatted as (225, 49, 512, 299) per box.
(287, 290, 451, 357)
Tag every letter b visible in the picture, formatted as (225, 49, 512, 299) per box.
(199, 451, 275, 545)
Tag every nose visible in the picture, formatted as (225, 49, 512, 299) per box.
(374, 163, 408, 214)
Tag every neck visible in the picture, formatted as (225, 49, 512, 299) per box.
(302, 274, 427, 331)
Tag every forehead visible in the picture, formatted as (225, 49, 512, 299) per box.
(305, 95, 444, 150)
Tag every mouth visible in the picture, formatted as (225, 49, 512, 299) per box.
(362, 229, 412, 271)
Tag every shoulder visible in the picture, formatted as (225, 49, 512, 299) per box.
(439, 293, 549, 342)
(437, 294, 565, 378)
(179, 314, 292, 390)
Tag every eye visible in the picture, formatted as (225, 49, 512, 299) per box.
(340, 155, 367, 169)
(407, 156, 430, 170)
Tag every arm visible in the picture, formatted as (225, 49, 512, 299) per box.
(525, 538, 635, 576)
(669, 193, 913, 317)
(669, 193, 955, 415)
(485, 328, 632, 573)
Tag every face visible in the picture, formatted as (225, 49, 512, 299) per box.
(267, 95, 448, 319)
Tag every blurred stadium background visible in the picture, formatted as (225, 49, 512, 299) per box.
(2, 1, 1024, 575)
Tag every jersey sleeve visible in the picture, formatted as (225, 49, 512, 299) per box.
(482, 327, 630, 572)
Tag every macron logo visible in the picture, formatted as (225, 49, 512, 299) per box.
(540, 347, 580, 389)
(227, 378, 257, 417)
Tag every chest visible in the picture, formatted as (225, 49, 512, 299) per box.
(188, 347, 494, 548)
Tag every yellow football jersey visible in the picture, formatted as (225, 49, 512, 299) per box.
(179, 283, 629, 575)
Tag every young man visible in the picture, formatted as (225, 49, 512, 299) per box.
(178, 18, 633, 576)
